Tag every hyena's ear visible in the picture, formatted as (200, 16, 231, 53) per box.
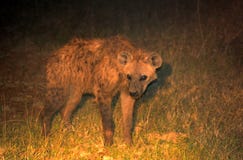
(147, 53, 163, 69)
(118, 52, 133, 65)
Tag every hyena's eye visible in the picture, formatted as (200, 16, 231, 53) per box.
(139, 75, 148, 81)
(127, 74, 132, 80)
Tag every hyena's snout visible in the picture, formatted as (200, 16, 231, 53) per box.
(129, 91, 139, 98)
(128, 80, 145, 98)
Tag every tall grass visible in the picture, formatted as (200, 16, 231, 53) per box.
(0, 0, 242, 159)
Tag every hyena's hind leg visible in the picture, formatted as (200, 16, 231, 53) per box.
(41, 88, 64, 136)
(60, 90, 82, 127)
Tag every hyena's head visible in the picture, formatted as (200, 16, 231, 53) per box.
(118, 50, 162, 99)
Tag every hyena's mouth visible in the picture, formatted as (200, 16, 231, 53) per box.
(129, 91, 142, 99)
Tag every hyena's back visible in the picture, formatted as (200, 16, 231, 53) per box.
(46, 38, 104, 91)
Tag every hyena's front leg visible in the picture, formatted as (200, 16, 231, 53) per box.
(120, 91, 135, 145)
(98, 97, 114, 146)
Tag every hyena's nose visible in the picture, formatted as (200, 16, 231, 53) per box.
(129, 91, 139, 97)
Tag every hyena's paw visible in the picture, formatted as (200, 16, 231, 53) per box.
(104, 130, 114, 146)
(61, 121, 75, 132)
(42, 121, 51, 137)
(124, 137, 133, 146)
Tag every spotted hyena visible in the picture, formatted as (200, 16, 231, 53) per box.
(41, 35, 162, 145)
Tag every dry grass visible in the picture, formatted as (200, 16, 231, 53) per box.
(0, 1, 242, 159)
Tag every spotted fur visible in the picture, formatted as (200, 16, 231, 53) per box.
(41, 36, 162, 145)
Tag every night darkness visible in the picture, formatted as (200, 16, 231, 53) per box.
(1, 0, 241, 42)
(0, 0, 242, 159)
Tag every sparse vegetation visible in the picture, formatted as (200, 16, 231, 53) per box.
(0, 0, 242, 159)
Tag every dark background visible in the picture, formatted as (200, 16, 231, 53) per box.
(0, 0, 242, 48)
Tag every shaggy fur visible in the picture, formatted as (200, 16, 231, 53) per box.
(41, 36, 162, 145)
